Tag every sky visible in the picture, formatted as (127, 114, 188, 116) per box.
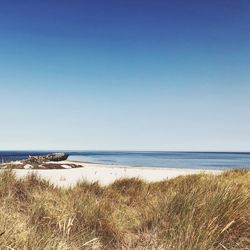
(0, 0, 250, 151)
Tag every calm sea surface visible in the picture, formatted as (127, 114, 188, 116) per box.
(1, 151, 250, 170)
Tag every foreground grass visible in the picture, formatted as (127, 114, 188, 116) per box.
(0, 170, 249, 249)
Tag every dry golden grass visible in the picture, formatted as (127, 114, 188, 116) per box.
(0, 169, 249, 249)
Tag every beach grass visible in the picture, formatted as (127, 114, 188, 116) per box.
(0, 169, 249, 249)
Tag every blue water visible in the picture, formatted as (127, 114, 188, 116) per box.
(1, 151, 250, 170)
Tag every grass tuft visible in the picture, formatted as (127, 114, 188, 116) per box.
(0, 169, 249, 249)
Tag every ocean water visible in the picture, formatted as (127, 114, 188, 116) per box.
(1, 151, 250, 170)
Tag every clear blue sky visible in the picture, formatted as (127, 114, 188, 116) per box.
(0, 0, 249, 151)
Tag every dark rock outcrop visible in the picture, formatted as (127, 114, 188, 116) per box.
(43, 153, 69, 162)
(0, 153, 84, 169)
(24, 153, 69, 164)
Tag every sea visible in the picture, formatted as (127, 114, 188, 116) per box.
(1, 151, 250, 170)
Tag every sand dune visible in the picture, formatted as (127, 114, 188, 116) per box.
(11, 160, 222, 187)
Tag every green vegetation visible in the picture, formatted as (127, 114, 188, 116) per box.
(0, 170, 249, 249)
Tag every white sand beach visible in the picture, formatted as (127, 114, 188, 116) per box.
(12, 160, 222, 187)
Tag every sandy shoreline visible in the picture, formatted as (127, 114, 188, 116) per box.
(7, 160, 222, 187)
